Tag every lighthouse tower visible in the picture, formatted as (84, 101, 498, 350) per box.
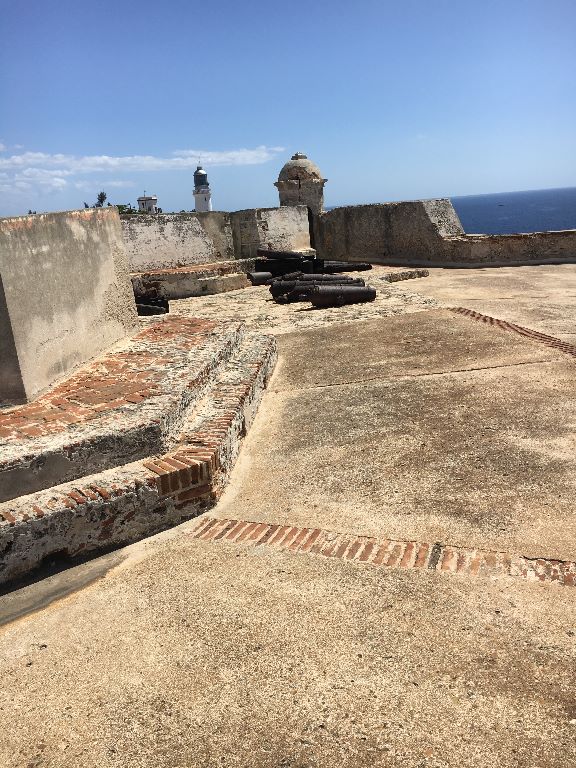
(193, 165, 212, 212)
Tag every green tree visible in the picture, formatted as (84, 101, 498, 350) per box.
(95, 191, 107, 208)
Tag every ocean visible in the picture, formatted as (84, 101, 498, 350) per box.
(451, 186, 576, 235)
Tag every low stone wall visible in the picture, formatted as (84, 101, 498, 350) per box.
(131, 260, 255, 301)
(122, 206, 312, 272)
(0, 208, 138, 405)
(230, 206, 311, 258)
(121, 212, 235, 271)
(315, 199, 576, 267)
(438, 230, 576, 266)
(315, 199, 464, 263)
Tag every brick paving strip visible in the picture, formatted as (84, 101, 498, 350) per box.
(451, 307, 576, 357)
(190, 517, 576, 588)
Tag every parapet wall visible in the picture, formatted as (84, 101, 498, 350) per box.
(230, 206, 311, 258)
(315, 199, 576, 266)
(121, 212, 234, 271)
(0, 208, 138, 404)
(122, 206, 311, 272)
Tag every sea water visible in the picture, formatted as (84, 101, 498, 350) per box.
(450, 186, 576, 235)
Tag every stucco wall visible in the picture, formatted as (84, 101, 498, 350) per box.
(230, 206, 311, 258)
(437, 230, 576, 266)
(0, 208, 138, 404)
(122, 206, 311, 271)
(315, 199, 576, 266)
(315, 199, 464, 262)
(121, 212, 234, 271)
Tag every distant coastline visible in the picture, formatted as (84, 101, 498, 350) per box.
(327, 186, 576, 235)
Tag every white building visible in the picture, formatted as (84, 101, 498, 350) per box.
(137, 193, 158, 213)
(193, 166, 212, 212)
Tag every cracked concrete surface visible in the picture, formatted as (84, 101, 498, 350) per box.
(1, 265, 576, 767)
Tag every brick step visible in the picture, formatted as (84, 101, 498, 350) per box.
(0, 333, 277, 584)
(0, 316, 246, 503)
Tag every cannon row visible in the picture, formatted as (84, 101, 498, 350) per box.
(253, 248, 372, 279)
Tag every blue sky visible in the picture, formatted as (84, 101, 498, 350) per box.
(1, 0, 575, 216)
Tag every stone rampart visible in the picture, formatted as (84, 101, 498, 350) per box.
(230, 205, 311, 258)
(315, 199, 576, 266)
(121, 212, 235, 271)
(122, 206, 312, 272)
(0, 208, 138, 405)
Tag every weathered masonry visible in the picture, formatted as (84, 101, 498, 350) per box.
(0, 208, 138, 405)
(121, 206, 312, 272)
(314, 199, 576, 267)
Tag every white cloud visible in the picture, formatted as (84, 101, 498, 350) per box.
(0, 142, 6, 152)
(0, 145, 285, 198)
(0, 146, 285, 173)
(74, 179, 135, 191)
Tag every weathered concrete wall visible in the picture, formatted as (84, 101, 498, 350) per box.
(121, 212, 234, 271)
(315, 199, 576, 266)
(315, 199, 464, 263)
(122, 207, 311, 271)
(437, 230, 576, 266)
(230, 205, 311, 258)
(0, 208, 138, 404)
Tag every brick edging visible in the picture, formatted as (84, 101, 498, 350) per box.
(451, 307, 576, 357)
(0, 335, 277, 584)
(190, 517, 576, 587)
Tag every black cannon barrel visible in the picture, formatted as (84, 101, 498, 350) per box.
(270, 277, 364, 297)
(269, 281, 306, 298)
(247, 271, 273, 285)
(282, 272, 364, 285)
(323, 261, 373, 273)
(255, 257, 309, 277)
(308, 284, 377, 307)
(256, 248, 314, 260)
(136, 303, 168, 316)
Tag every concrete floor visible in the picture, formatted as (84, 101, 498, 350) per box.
(411, 263, 576, 342)
(1, 266, 576, 767)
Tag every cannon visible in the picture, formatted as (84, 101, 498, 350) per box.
(255, 248, 373, 279)
(270, 277, 365, 302)
(279, 272, 364, 283)
(308, 284, 377, 307)
(247, 271, 274, 285)
(323, 260, 372, 273)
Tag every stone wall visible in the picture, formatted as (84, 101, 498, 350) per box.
(0, 208, 138, 404)
(315, 199, 464, 263)
(230, 206, 311, 259)
(438, 230, 576, 266)
(122, 206, 312, 272)
(121, 212, 234, 271)
(315, 199, 576, 266)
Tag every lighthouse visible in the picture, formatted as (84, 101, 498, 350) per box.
(193, 165, 212, 212)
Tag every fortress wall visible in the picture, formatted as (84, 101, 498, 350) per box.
(437, 230, 576, 266)
(121, 211, 235, 271)
(0, 208, 138, 404)
(316, 200, 576, 266)
(122, 206, 311, 272)
(230, 206, 311, 258)
(315, 199, 464, 263)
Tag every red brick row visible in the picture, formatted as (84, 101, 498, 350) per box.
(451, 307, 576, 357)
(190, 517, 576, 588)
(0, 317, 234, 442)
